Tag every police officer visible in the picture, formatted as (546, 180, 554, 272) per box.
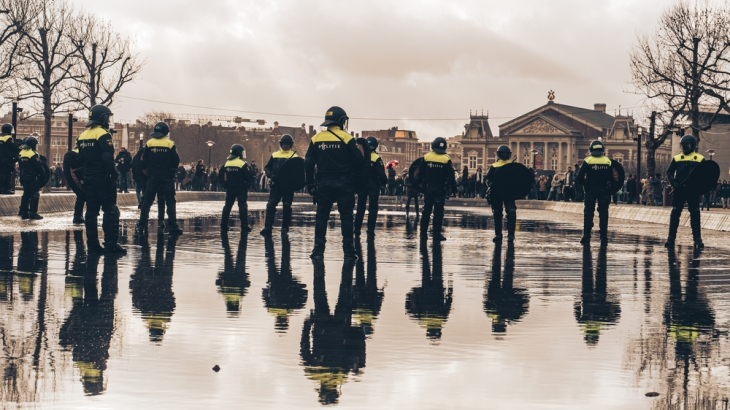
(63, 142, 86, 224)
(136, 121, 182, 236)
(219, 144, 253, 232)
(576, 140, 613, 245)
(304, 106, 363, 260)
(354, 136, 387, 238)
(17, 136, 44, 220)
(485, 145, 517, 242)
(77, 105, 126, 255)
(665, 135, 705, 249)
(0, 124, 19, 194)
(260, 134, 297, 236)
(417, 137, 456, 243)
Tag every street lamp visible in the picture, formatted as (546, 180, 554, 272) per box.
(139, 133, 144, 150)
(678, 119, 692, 136)
(206, 140, 215, 172)
(706, 149, 715, 160)
(634, 126, 643, 205)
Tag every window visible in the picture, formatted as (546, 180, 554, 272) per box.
(469, 156, 476, 169)
(612, 154, 623, 163)
(551, 154, 558, 170)
(53, 153, 62, 163)
(523, 152, 530, 166)
(113, 140, 119, 149)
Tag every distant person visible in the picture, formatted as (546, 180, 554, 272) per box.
(354, 136, 387, 238)
(114, 147, 132, 193)
(418, 137, 456, 243)
(564, 166, 575, 202)
(665, 135, 705, 250)
(404, 171, 420, 220)
(219, 144, 253, 233)
(17, 136, 44, 220)
(576, 140, 613, 245)
(486, 145, 517, 242)
(195, 159, 206, 190)
(0, 123, 19, 194)
(260, 134, 298, 236)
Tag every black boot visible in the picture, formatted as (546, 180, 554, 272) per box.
(493, 215, 503, 243)
(103, 210, 126, 256)
(506, 212, 516, 241)
(690, 209, 703, 250)
(580, 227, 591, 245)
(86, 227, 104, 254)
(29, 194, 42, 220)
(665, 208, 680, 247)
(281, 204, 292, 234)
(261, 204, 276, 235)
(311, 214, 328, 259)
(73, 197, 85, 224)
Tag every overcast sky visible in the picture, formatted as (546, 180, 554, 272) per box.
(76, 0, 671, 141)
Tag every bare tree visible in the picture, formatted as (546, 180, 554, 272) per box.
(67, 13, 143, 108)
(17, 0, 78, 160)
(630, 1, 730, 176)
(0, 0, 36, 99)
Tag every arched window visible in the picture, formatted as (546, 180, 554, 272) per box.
(523, 151, 531, 166)
(612, 153, 624, 164)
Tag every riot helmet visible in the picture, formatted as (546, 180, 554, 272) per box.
(151, 121, 170, 138)
(431, 137, 447, 154)
(680, 135, 697, 155)
(366, 136, 378, 151)
(279, 134, 294, 150)
(23, 135, 38, 149)
(228, 144, 244, 160)
(496, 145, 511, 161)
(1, 123, 12, 135)
(321, 106, 348, 129)
(589, 140, 604, 157)
(86, 105, 113, 129)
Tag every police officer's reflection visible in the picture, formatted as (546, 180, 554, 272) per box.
(352, 239, 384, 336)
(665, 248, 714, 358)
(262, 235, 306, 331)
(216, 235, 250, 316)
(405, 243, 453, 340)
(574, 245, 621, 346)
(484, 243, 529, 334)
(300, 260, 365, 405)
(0, 235, 13, 301)
(130, 233, 179, 342)
(59, 254, 118, 395)
(17, 232, 46, 301)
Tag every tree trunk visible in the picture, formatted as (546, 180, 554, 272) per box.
(645, 111, 657, 179)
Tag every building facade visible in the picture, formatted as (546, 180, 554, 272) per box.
(361, 127, 421, 167)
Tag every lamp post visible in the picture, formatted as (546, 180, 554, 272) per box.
(531, 149, 538, 169)
(206, 140, 215, 192)
(706, 149, 715, 160)
(66, 108, 76, 152)
(139, 133, 144, 151)
(634, 126, 643, 205)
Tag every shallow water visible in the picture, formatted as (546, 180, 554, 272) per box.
(0, 205, 729, 409)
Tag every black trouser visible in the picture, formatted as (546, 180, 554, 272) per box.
(491, 196, 516, 238)
(354, 183, 380, 234)
(420, 185, 446, 237)
(84, 177, 121, 247)
(0, 165, 13, 193)
(68, 180, 85, 220)
(564, 187, 573, 202)
(139, 177, 177, 226)
(667, 191, 701, 243)
(583, 191, 611, 238)
(314, 176, 355, 251)
(222, 190, 248, 228)
(405, 193, 419, 218)
(19, 180, 39, 217)
(264, 185, 294, 229)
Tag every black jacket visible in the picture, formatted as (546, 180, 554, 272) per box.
(576, 155, 613, 194)
(264, 149, 298, 181)
(77, 125, 116, 180)
(132, 149, 146, 189)
(219, 156, 253, 193)
(418, 151, 456, 192)
(18, 148, 45, 185)
(143, 137, 180, 179)
(0, 133, 19, 170)
(115, 150, 132, 173)
(666, 151, 705, 188)
(63, 149, 84, 193)
(304, 126, 363, 185)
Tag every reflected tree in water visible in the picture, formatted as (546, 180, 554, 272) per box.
(352, 238, 384, 337)
(130, 234, 179, 343)
(406, 243, 453, 341)
(484, 242, 529, 335)
(574, 245, 622, 346)
(216, 234, 250, 317)
(261, 234, 306, 332)
(300, 260, 365, 405)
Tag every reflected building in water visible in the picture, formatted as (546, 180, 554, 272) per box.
(574, 245, 621, 346)
(484, 243, 529, 335)
(300, 260, 365, 405)
(216, 234, 250, 317)
(261, 235, 306, 331)
(352, 239, 384, 337)
(130, 234, 179, 343)
(406, 244, 453, 341)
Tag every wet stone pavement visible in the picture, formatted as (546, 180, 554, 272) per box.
(0, 202, 729, 409)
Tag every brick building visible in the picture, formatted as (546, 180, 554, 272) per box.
(360, 127, 421, 167)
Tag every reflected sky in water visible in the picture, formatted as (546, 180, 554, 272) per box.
(0, 210, 729, 409)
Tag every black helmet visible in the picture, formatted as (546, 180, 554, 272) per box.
(366, 136, 378, 150)
(431, 137, 447, 154)
(496, 145, 511, 161)
(23, 135, 38, 149)
(589, 140, 604, 157)
(680, 135, 696, 155)
(321, 106, 348, 129)
(151, 121, 170, 138)
(228, 144, 244, 160)
(86, 104, 113, 128)
(279, 134, 294, 148)
(1, 124, 12, 135)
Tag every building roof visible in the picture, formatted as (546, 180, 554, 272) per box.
(499, 101, 616, 132)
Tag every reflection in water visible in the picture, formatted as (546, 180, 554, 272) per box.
(216, 234, 250, 317)
(262, 234, 307, 331)
(130, 234, 179, 343)
(300, 260, 365, 405)
(406, 243, 453, 341)
(0, 235, 13, 301)
(574, 245, 621, 346)
(484, 242, 529, 335)
(352, 238, 384, 337)
(59, 254, 119, 395)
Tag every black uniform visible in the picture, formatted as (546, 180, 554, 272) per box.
(63, 148, 85, 222)
(138, 136, 181, 233)
(262, 149, 298, 232)
(77, 125, 122, 251)
(576, 155, 613, 242)
(219, 155, 253, 231)
(575, 245, 621, 346)
(217, 234, 250, 316)
(132, 148, 166, 220)
(354, 151, 387, 236)
(417, 151, 456, 241)
(485, 159, 517, 241)
(263, 234, 307, 331)
(405, 242, 452, 340)
(404, 173, 420, 219)
(304, 126, 363, 257)
(484, 243, 529, 334)
(18, 148, 45, 219)
(666, 151, 705, 246)
(0, 133, 19, 194)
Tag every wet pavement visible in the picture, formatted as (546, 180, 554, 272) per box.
(0, 203, 729, 409)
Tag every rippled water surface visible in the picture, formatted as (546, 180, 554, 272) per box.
(1, 205, 729, 409)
